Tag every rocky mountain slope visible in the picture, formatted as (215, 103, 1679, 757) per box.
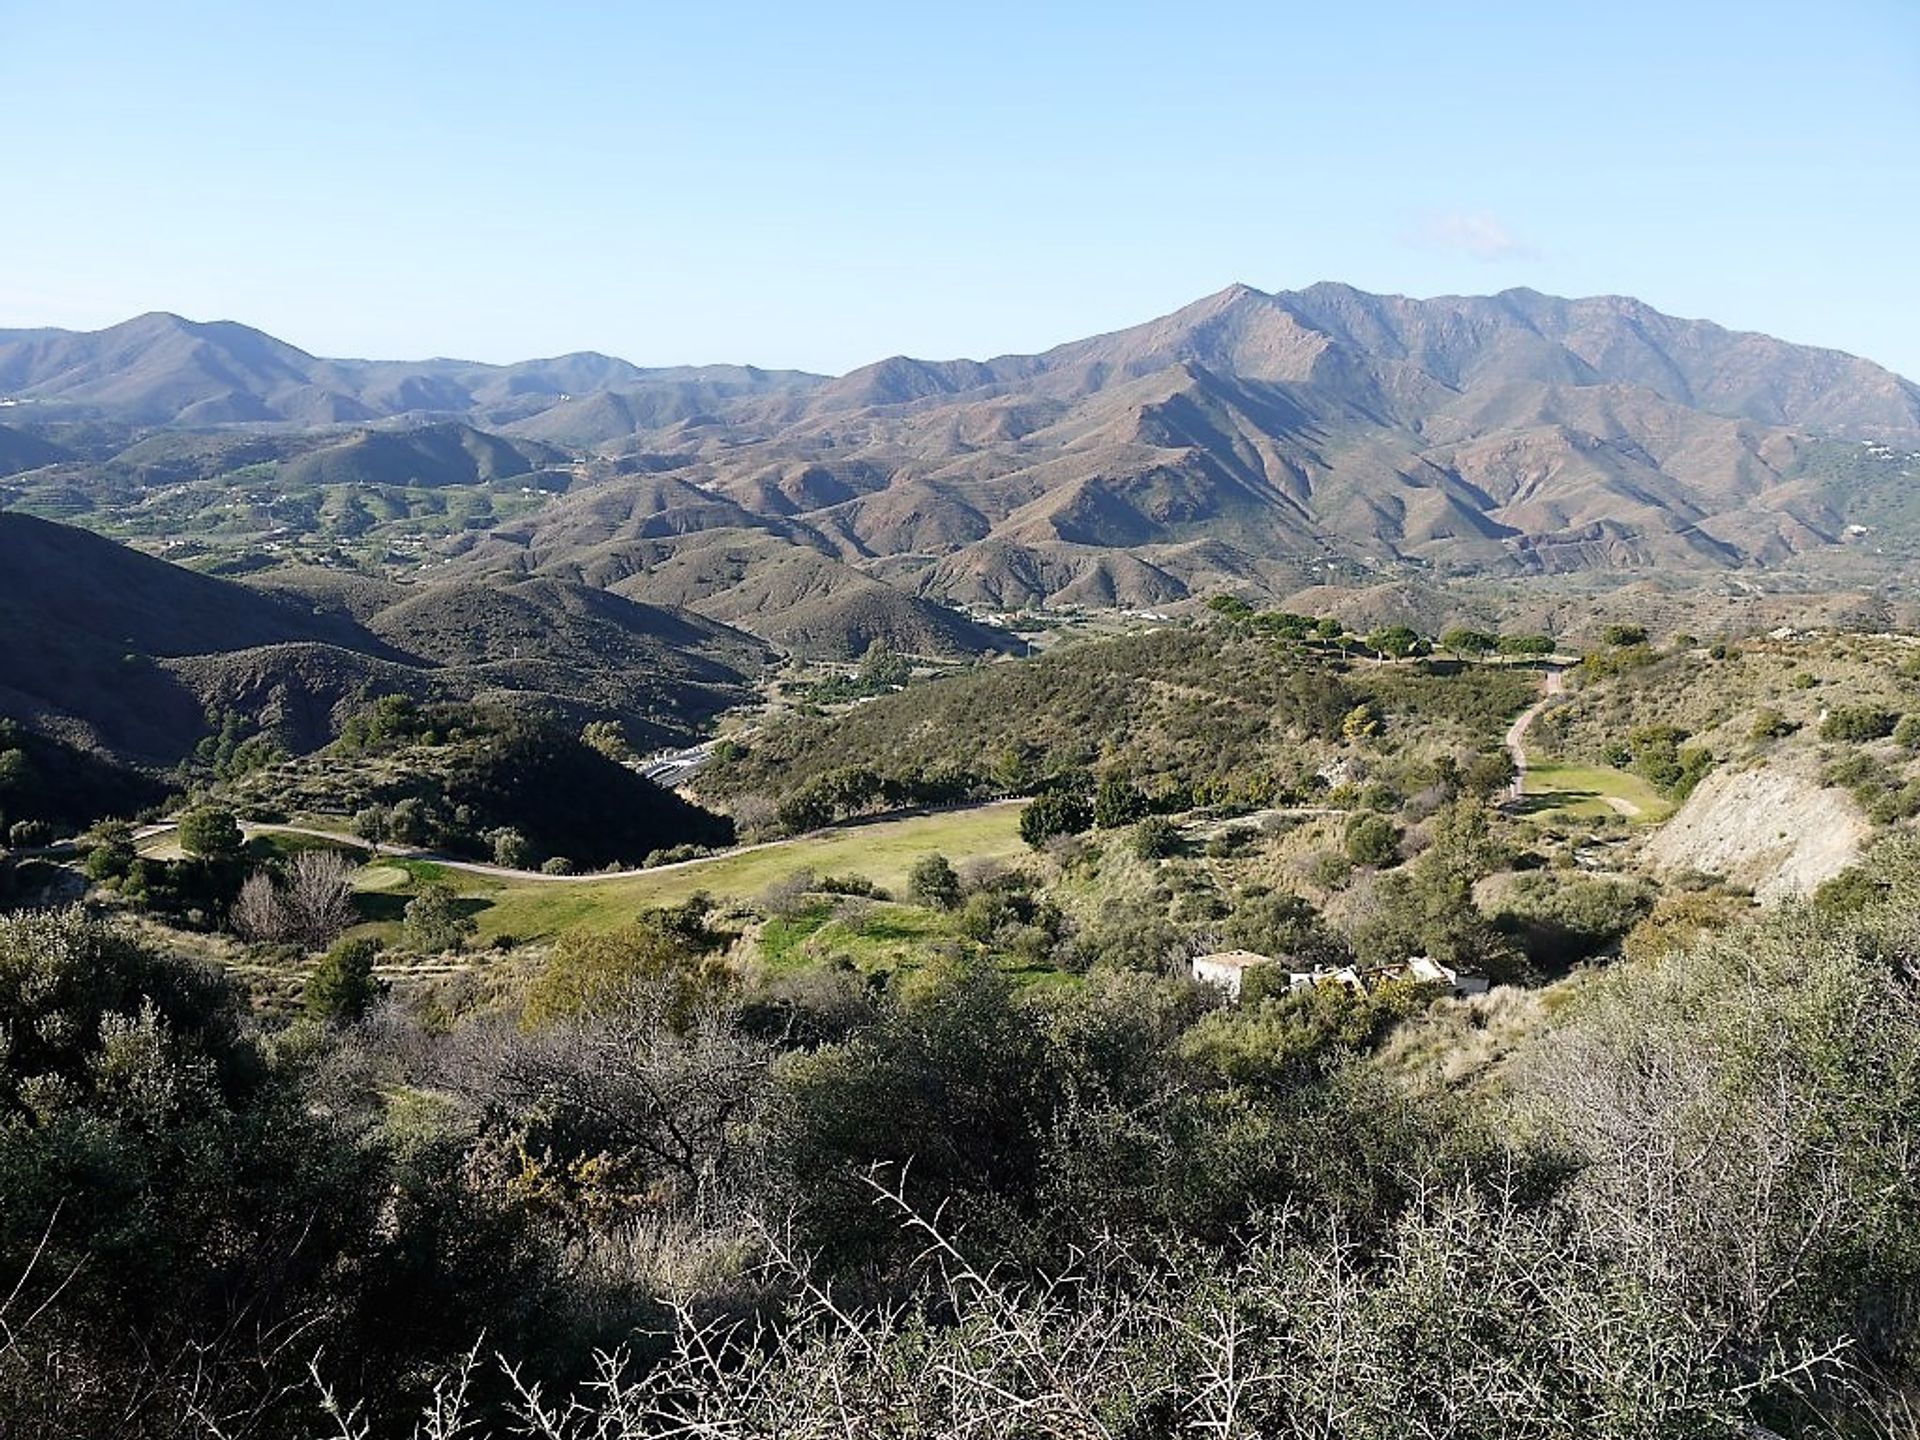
(6, 284, 1920, 638)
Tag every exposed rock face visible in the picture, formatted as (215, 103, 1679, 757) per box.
(1644, 761, 1869, 899)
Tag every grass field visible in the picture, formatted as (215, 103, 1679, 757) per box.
(354, 801, 1031, 943)
(1520, 760, 1674, 825)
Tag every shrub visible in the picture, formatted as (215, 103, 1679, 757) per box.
(1130, 816, 1183, 860)
(908, 853, 962, 909)
(1020, 791, 1093, 849)
(81, 821, 137, 881)
(1344, 812, 1401, 868)
(7, 819, 53, 850)
(490, 827, 536, 869)
(580, 719, 633, 761)
(1092, 776, 1148, 829)
(1819, 706, 1898, 743)
(305, 935, 385, 1024)
(522, 900, 728, 1026)
(402, 882, 476, 953)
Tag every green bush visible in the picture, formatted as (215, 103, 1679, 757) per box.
(1020, 790, 1093, 849)
(1819, 705, 1898, 743)
(305, 935, 385, 1024)
(177, 804, 243, 858)
(402, 882, 476, 953)
(1343, 812, 1401, 868)
(907, 853, 962, 909)
(1130, 816, 1183, 859)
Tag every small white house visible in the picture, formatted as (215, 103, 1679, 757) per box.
(1287, 964, 1366, 994)
(1191, 950, 1277, 1000)
(1195, 950, 1489, 1003)
(1407, 955, 1491, 998)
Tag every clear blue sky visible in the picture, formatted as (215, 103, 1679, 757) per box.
(3, 0, 1916, 377)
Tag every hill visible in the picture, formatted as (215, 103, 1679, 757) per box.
(0, 513, 768, 764)
(439, 283, 1920, 616)
(0, 422, 67, 477)
(223, 703, 734, 869)
(0, 312, 824, 426)
(276, 422, 564, 489)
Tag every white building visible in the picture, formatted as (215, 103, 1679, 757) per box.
(1190, 950, 1277, 1000)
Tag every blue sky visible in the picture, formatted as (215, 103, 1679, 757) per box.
(3, 1, 1916, 377)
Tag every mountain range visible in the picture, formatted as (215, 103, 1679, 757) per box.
(5, 283, 1920, 656)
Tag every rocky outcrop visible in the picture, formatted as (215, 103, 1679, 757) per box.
(1643, 761, 1868, 900)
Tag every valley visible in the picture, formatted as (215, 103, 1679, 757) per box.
(6, 289, 1920, 1440)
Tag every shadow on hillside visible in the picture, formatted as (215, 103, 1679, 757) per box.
(1511, 786, 1598, 816)
(354, 891, 494, 925)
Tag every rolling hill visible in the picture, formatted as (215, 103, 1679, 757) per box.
(0, 512, 768, 764)
(0, 312, 823, 427)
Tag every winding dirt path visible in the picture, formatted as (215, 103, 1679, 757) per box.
(1504, 666, 1566, 802)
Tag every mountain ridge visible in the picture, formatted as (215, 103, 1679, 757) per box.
(6, 284, 1920, 626)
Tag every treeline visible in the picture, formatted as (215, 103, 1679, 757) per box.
(6, 833, 1920, 1435)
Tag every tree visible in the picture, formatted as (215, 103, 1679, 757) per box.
(403, 882, 475, 954)
(82, 821, 137, 882)
(233, 851, 357, 950)
(580, 720, 634, 762)
(305, 935, 384, 1024)
(7, 819, 52, 850)
(387, 796, 431, 845)
(490, 827, 536, 869)
(1496, 634, 1556, 656)
(1440, 628, 1497, 658)
(908, 853, 963, 910)
(857, 640, 912, 690)
(351, 804, 390, 844)
(283, 849, 358, 950)
(1600, 623, 1648, 647)
(230, 871, 291, 943)
(522, 900, 728, 1027)
(456, 977, 772, 1217)
(1364, 625, 1425, 660)
(177, 805, 242, 859)
(1020, 791, 1093, 850)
